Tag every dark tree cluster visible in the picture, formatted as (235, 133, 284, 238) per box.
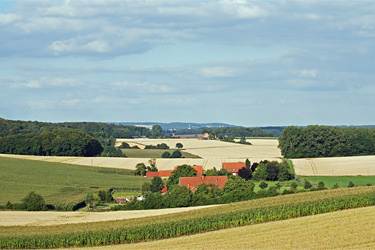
(252, 160, 293, 181)
(144, 143, 169, 149)
(279, 125, 375, 158)
(162, 150, 182, 158)
(176, 126, 274, 137)
(0, 129, 103, 156)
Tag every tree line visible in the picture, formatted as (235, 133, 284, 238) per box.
(175, 126, 274, 137)
(0, 128, 103, 156)
(279, 125, 375, 158)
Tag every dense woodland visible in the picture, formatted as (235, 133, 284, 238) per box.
(176, 127, 275, 137)
(279, 125, 375, 158)
(0, 129, 103, 156)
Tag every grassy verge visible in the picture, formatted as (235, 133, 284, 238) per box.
(1, 186, 374, 248)
(0, 156, 146, 206)
(121, 149, 200, 158)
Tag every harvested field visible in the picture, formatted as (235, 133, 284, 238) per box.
(0, 206, 215, 227)
(293, 155, 375, 176)
(75, 206, 375, 250)
(0, 138, 281, 171)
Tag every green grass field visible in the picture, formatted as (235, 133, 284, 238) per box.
(0, 156, 147, 206)
(303, 176, 375, 188)
(121, 149, 200, 158)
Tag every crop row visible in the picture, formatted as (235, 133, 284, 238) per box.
(2, 188, 375, 249)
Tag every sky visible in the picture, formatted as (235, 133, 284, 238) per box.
(0, 0, 374, 127)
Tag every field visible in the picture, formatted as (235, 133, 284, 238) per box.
(292, 155, 375, 176)
(75, 206, 375, 250)
(0, 156, 145, 205)
(303, 176, 375, 188)
(1, 138, 282, 171)
(120, 148, 200, 158)
(1, 186, 374, 248)
(0, 206, 215, 227)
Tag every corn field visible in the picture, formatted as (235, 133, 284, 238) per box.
(1, 187, 375, 249)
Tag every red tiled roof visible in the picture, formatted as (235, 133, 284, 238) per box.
(159, 170, 173, 177)
(222, 162, 246, 173)
(179, 176, 227, 191)
(146, 172, 159, 178)
(160, 185, 168, 194)
(174, 165, 203, 176)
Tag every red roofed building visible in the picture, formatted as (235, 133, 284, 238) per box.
(174, 165, 203, 176)
(179, 176, 227, 191)
(146, 171, 159, 178)
(158, 170, 173, 179)
(160, 185, 168, 194)
(222, 162, 246, 175)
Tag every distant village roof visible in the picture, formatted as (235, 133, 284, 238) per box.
(146, 171, 159, 178)
(158, 170, 173, 177)
(179, 176, 227, 191)
(222, 162, 246, 174)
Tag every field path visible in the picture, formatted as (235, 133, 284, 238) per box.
(0, 205, 216, 226)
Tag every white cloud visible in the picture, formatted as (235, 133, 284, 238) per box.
(201, 67, 236, 77)
(84, 40, 110, 53)
(111, 81, 174, 93)
(299, 69, 317, 78)
(10, 77, 81, 89)
(0, 13, 22, 26)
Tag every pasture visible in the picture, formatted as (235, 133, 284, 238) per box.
(292, 155, 375, 176)
(85, 206, 375, 250)
(0, 156, 145, 205)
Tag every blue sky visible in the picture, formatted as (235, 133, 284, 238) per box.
(0, 0, 374, 126)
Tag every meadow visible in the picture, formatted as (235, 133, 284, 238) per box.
(0, 156, 145, 206)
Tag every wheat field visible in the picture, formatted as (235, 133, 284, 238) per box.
(292, 155, 375, 176)
(70, 206, 375, 250)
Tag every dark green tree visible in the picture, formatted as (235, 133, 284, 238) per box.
(259, 181, 268, 189)
(22, 191, 46, 211)
(176, 143, 183, 149)
(163, 185, 192, 208)
(150, 176, 164, 193)
(151, 125, 163, 138)
(171, 150, 182, 158)
(238, 167, 252, 180)
(162, 151, 171, 158)
(166, 165, 197, 188)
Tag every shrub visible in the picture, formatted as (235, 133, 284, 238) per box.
(171, 150, 182, 158)
(161, 151, 171, 158)
(259, 181, 268, 189)
(22, 191, 46, 211)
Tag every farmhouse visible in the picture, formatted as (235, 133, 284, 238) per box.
(174, 165, 203, 177)
(146, 170, 173, 179)
(179, 176, 227, 191)
(222, 162, 246, 175)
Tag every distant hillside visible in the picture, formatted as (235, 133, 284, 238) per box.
(114, 122, 236, 130)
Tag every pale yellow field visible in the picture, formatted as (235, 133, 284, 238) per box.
(293, 155, 375, 176)
(0, 138, 282, 171)
(71, 206, 375, 250)
(0, 205, 216, 226)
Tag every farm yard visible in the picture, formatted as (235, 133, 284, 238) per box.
(292, 155, 375, 176)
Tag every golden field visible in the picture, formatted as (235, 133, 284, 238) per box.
(71, 206, 375, 250)
(292, 155, 375, 176)
(0, 206, 215, 227)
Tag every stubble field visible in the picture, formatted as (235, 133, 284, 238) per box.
(292, 155, 375, 176)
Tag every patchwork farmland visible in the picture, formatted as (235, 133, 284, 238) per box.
(0, 138, 282, 171)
